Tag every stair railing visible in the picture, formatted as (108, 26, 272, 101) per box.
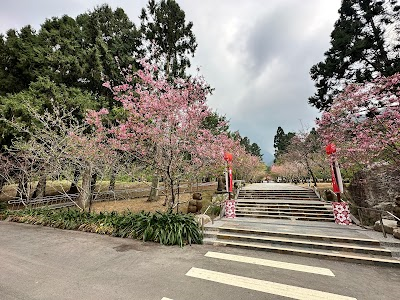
(311, 185, 323, 200)
(203, 186, 242, 224)
(203, 200, 222, 225)
(348, 204, 400, 238)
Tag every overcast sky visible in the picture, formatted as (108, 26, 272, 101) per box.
(0, 0, 341, 161)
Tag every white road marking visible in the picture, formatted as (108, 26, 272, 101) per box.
(205, 251, 335, 277)
(161, 298, 173, 300)
(186, 267, 357, 300)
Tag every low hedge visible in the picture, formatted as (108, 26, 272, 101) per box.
(1, 208, 202, 247)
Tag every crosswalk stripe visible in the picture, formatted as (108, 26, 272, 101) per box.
(186, 267, 357, 300)
(205, 251, 335, 276)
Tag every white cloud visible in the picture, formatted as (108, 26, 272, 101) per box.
(0, 0, 341, 157)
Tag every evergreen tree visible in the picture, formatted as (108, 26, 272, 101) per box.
(139, 0, 197, 78)
(202, 111, 229, 135)
(139, 0, 197, 200)
(0, 26, 41, 95)
(237, 135, 263, 159)
(249, 142, 263, 159)
(309, 0, 400, 110)
(0, 77, 100, 150)
(0, 5, 139, 98)
(38, 15, 84, 88)
(273, 126, 295, 161)
(77, 5, 139, 95)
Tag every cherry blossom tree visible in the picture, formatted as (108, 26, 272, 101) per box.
(281, 129, 329, 186)
(89, 62, 228, 205)
(227, 138, 265, 182)
(2, 103, 115, 210)
(317, 73, 400, 168)
(270, 162, 306, 182)
(89, 62, 265, 205)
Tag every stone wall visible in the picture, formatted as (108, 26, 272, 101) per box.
(348, 165, 400, 211)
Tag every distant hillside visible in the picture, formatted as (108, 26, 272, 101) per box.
(262, 151, 274, 166)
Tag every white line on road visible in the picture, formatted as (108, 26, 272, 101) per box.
(205, 251, 335, 276)
(186, 267, 357, 300)
(161, 298, 173, 300)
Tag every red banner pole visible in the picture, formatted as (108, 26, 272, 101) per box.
(224, 152, 235, 218)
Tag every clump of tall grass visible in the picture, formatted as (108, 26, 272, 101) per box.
(2, 208, 202, 246)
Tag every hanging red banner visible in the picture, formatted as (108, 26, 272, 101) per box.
(228, 166, 233, 193)
(330, 158, 340, 193)
(326, 143, 343, 194)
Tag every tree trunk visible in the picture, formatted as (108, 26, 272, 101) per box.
(16, 175, 29, 200)
(68, 168, 80, 194)
(78, 163, 92, 211)
(0, 177, 5, 194)
(306, 163, 318, 187)
(170, 177, 175, 205)
(32, 173, 46, 198)
(90, 173, 97, 193)
(109, 167, 117, 191)
(147, 175, 159, 202)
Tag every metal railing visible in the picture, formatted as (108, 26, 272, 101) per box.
(203, 198, 225, 225)
(309, 187, 400, 238)
(6, 182, 218, 210)
(311, 185, 323, 201)
(8, 194, 79, 209)
(350, 204, 400, 238)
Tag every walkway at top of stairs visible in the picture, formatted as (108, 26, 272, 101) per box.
(241, 182, 313, 191)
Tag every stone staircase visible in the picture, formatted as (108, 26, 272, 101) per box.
(204, 222, 400, 266)
(236, 189, 335, 222)
(204, 184, 400, 267)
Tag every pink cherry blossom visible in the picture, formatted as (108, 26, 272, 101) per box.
(88, 61, 265, 203)
(317, 73, 400, 168)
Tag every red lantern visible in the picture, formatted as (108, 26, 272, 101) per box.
(325, 143, 336, 155)
(223, 152, 233, 162)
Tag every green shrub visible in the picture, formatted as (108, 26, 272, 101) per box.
(134, 211, 202, 246)
(210, 205, 221, 216)
(3, 208, 202, 246)
(0, 201, 7, 212)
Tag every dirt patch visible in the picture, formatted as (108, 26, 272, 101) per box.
(0, 181, 154, 202)
(92, 197, 175, 213)
(91, 189, 216, 214)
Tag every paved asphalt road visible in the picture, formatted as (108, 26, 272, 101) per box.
(1, 221, 399, 300)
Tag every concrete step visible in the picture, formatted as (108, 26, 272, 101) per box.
(236, 205, 331, 210)
(236, 205, 330, 210)
(239, 190, 316, 193)
(239, 191, 317, 194)
(236, 200, 328, 206)
(238, 193, 318, 197)
(236, 210, 333, 217)
(239, 192, 318, 195)
(238, 193, 319, 196)
(213, 226, 382, 246)
(203, 238, 400, 267)
(235, 213, 335, 222)
(236, 207, 333, 213)
(238, 198, 321, 201)
(214, 232, 391, 256)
